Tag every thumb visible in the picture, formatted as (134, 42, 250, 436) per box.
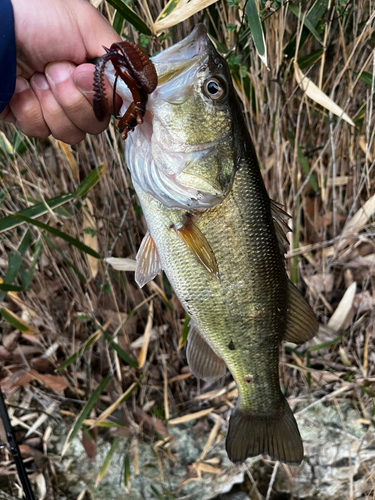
(73, 63, 123, 117)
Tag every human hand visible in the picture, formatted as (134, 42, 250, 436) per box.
(1, 0, 122, 144)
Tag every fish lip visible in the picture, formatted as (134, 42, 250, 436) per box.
(152, 24, 212, 81)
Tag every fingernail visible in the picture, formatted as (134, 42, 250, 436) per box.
(14, 78, 29, 93)
(46, 62, 73, 84)
(74, 72, 95, 95)
(32, 73, 49, 90)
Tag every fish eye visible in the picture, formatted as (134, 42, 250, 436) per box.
(204, 78, 225, 100)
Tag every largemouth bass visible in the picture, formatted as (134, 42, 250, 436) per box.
(103, 25, 318, 464)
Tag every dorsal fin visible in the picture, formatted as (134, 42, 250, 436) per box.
(284, 279, 319, 344)
(270, 199, 292, 255)
(186, 324, 227, 381)
(135, 231, 162, 288)
(172, 213, 219, 280)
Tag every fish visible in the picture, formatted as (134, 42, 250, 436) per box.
(101, 24, 319, 464)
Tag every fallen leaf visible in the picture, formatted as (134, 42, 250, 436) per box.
(328, 282, 357, 331)
(294, 61, 355, 127)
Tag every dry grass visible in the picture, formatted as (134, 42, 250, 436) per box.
(0, 0, 375, 498)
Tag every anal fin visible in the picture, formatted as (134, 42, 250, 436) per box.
(135, 231, 162, 288)
(172, 213, 219, 280)
(284, 279, 318, 344)
(186, 325, 227, 381)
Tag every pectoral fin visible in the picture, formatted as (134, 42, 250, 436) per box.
(135, 231, 162, 288)
(186, 325, 227, 381)
(172, 213, 219, 280)
(284, 279, 318, 344)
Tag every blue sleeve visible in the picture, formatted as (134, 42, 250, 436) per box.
(0, 0, 16, 113)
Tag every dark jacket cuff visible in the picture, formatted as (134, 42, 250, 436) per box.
(0, 0, 16, 113)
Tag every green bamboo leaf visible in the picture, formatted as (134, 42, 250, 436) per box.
(21, 236, 43, 289)
(9, 213, 101, 259)
(73, 165, 104, 199)
(0, 307, 35, 332)
(180, 314, 190, 346)
(298, 48, 324, 71)
(156, 0, 179, 22)
(151, 486, 165, 500)
(0, 167, 102, 233)
(0, 284, 25, 292)
(44, 236, 87, 284)
(124, 454, 131, 488)
(308, 330, 347, 352)
(99, 326, 138, 368)
(285, 0, 329, 58)
(113, 10, 125, 35)
(245, 0, 267, 66)
(105, 0, 152, 35)
(56, 330, 102, 372)
(62, 376, 110, 455)
(0, 193, 74, 233)
(288, 3, 323, 45)
(354, 71, 374, 87)
(95, 438, 119, 487)
(0, 230, 32, 301)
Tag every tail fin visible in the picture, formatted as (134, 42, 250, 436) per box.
(226, 400, 303, 465)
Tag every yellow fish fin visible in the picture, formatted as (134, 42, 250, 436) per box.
(135, 231, 162, 288)
(226, 399, 303, 464)
(270, 199, 291, 256)
(172, 213, 219, 280)
(284, 279, 318, 344)
(186, 324, 227, 381)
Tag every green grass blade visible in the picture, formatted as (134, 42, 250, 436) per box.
(245, 0, 267, 66)
(308, 330, 347, 352)
(74, 165, 104, 199)
(156, 0, 179, 21)
(288, 3, 323, 45)
(124, 454, 131, 488)
(113, 10, 124, 35)
(21, 236, 43, 289)
(181, 314, 190, 346)
(0, 307, 30, 331)
(56, 330, 102, 372)
(0, 284, 25, 292)
(95, 438, 119, 487)
(0, 165, 104, 233)
(298, 48, 324, 71)
(151, 486, 165, 500)
(44, 236, 87, 284)
(9, 213, 101, 259)
(0, 193, 75, 233)
(99, 326, 138, 368)
(62, 376, 110, 455)
(0, 229, 32, 301)
(105, 0, 152, 35)
(284, 0, 329, 57)
(354, 71, 374, 87)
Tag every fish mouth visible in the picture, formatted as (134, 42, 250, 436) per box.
(152, 24, 212, 84)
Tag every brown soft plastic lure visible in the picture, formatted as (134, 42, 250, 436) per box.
(93, 41, 157, 140)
